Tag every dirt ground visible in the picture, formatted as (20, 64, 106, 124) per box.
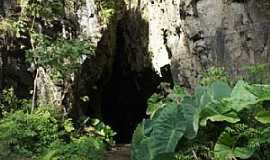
(104, 144, 131, 160)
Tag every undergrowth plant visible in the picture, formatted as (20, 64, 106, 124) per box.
(200, 67, 229, 86)
(0, 89, 114, 160)
(132, 80, 270, 160)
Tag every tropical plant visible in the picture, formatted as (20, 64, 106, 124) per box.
(0, 106, 59, 159)
(132, 80, 270, 160)
(40, 136, 105, 160)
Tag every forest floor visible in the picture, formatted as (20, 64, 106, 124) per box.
(104, 144, 131, 160)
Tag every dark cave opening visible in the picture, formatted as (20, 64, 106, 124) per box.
(101, 16, 161, 143)
(100, 14, 163, 143)
(101, 67, 161, 143)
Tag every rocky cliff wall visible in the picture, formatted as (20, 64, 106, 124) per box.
(145, 0, 270, 87)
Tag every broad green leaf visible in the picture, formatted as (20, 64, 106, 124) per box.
(194, 86, 208, 107)
(144, 119, 154, 136)
(132, 122, 145, 146)
(151, 103, 186, 154)
(214, 127, 255, 160)
(234, 147, 255, 159)
(199, 101, 235, 126)
(209, 81, 231, 101)
(246, 84, 270, 102)
(255, 111, 270, 124)
(226, 81, 257, 111)
(131, 138, 154, 160)
(147, 100, 165, 119)
(260, 127, 270, 143)
(204, 111, 240, 124)
(181, 97, 200, 139)
(214, 144, 234, 160)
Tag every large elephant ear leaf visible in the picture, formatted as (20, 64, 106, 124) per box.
(131, 121, 155, 160)
(151, 103, 187, 154)
(201, 111, 240, 126)
(181, 97, 200, 140)
(255, 111, 270, 124)
(132, 121, 146, 147)
(246, 84, 270, 101)
(214, 127, 255, 160)
(209, 81, 231, 100)
(131, 138, 155, 160)
(226, 80, 257, 112)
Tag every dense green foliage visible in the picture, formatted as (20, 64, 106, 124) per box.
(26, 34, 94, 80)
(0, 88, 115, 160)
(132, 80, 270, 160)
(0, 1, 118, 159)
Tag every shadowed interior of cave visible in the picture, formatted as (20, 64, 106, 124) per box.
(101, 67, 161, 143)
(89, 6, 174, 143)
(100, 12, 167, 143)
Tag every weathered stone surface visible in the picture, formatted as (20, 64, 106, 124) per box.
(143, 0, 270, 88)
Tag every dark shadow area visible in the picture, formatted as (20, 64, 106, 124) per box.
(0, 1, 33, 98)
(101, 8, 160, 143)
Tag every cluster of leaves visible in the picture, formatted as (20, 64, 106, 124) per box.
(20, 0, 65, 22)
(132, 80, 270, 160)
(0, 88, 115, 160)
(26, 33, 94, 80)
(41, 136, 105, 160)
(0, 87, 30, 117)
(241, 63, 270, 84)
(0, 19, 27, 37)
(0, 107, 59, 159)
(82, 118, 117, 145)
(96, 0, 116, 24)
(147, 83, 187, 119)
(200, 67, 229, 86)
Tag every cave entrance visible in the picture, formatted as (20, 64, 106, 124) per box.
(101, 67, 161, 143)
(99, 8, 173, 143)
(100, 15, 162, 143)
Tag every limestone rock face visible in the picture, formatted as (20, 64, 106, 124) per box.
(77, 0, 102, 44)
(142, 0, 270, 87)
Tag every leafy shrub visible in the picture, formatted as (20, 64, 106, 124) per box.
(0, 107, 59, 159)
(0, 103, 111, 159)
(200, 67, 229, 86)
(20, 0, 65, 21)
(0, 88, 31, 117)
(26, 34, 94, 80)
(40, 136, 105, 160)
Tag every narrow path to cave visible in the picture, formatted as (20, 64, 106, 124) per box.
(104, 144, 131, 160)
